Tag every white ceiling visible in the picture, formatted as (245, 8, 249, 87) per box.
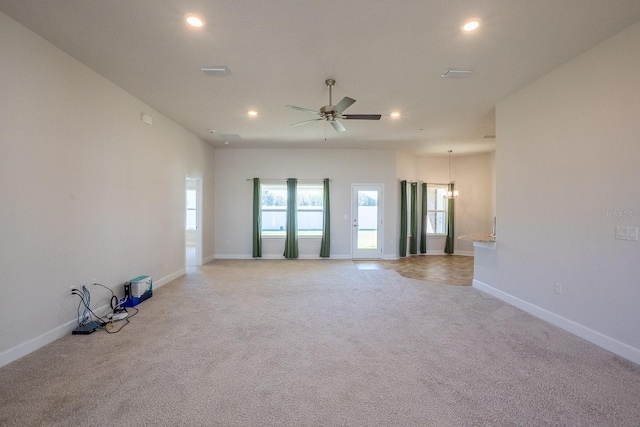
(2, 1, 640, 155)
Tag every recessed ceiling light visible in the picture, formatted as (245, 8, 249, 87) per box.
(247, 111, 258, 117)
(462, 20, 480, 32)
(185, 15, 205, 28)
(390, 112, 401, 119)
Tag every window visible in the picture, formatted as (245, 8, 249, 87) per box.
(426, 184, 448, 234)
(186, 189, 196, 230)
(261, 183, 324, 237)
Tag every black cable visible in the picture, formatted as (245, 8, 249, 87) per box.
(92, 283, 120, 312)
(71, 290, 108, 325)
(72, 286, 139, 333)
(103, 307, 138, 334)
(74, 291, 84, 326)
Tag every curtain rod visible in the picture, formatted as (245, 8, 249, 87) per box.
(246, 178, 331, 181)
(399, 180, 452, 186)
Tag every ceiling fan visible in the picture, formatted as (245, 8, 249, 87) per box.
(286, 79, 381, 133)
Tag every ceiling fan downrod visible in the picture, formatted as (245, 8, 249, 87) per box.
(326, 79, 336, 106)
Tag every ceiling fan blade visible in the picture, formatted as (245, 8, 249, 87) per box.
(291, 118, 323, 127)
(342, 114, 382, 120)
(334, 97, 356, 114)
(330, 120, 346, 133)
(285, 105, 318, 114)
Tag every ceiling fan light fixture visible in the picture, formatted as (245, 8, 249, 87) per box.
(286, 79, 381, 133)
(446, 150, 459, 199)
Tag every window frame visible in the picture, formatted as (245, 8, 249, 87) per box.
(185, 188, 197, 231)
(425, 184, 449, 235)
(260, 182, 324, 238)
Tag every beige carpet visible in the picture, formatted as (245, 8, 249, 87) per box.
(1, 260, 639, 426)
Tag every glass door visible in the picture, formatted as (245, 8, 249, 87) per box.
(352, 185, 384, 259)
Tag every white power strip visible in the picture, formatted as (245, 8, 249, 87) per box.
(107, 312, 128, 321)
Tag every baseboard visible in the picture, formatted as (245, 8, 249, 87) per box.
(0, 269, 185, 369)
(202, 254, 215, 264)
(214, 254, 352, 260)
(0, 302, 111, 368)
(454, 250, 474, 257)
(473, 279, 640, 365)
(154, 269, 185, 289)
(214, 254, 252, 259)
(213, 253, 474, 260)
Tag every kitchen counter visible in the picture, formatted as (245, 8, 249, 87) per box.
(458, 233, 496, 249)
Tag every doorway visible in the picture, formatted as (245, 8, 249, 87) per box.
(185, 178, 202, 268)
(352, 184, 384, 259)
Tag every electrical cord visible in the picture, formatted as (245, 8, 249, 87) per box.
(71, 288, 108, 326)
(72, 284, 138, 333)
(103, 306, 138, 334)
(92, 282, 123, 312)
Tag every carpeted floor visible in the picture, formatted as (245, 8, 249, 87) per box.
(1, 259, 639, 426)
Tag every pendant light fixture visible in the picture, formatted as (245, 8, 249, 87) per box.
(447, 150, 459, 199)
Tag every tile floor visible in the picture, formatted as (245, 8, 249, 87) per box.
(354, 255, 474, 286)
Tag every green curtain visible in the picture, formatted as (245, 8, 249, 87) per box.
(409, 182, 418, 254)
(399, 180, 407, 258)
(320, 178, 331, 258)
(420, 183, 427, 254)
(252, 178, 262, 258)
(284, 178, 298, 259)
(444, 183, 455, 254)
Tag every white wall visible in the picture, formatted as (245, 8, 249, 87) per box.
(214, 148, 398, 259)
(417, 153, 495, 254)
(474, 21, 640, 363)
(0, 12, 215, 366)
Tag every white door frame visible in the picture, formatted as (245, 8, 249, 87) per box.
(351, 184, 384, 259)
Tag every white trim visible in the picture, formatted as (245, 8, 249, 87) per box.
(214, 254, 352, 260)
(202, 254, 216, 264)
(422, 250, 474, 256)
(351, 184, 385, 260)
(454, 250, 474, 256)
(472, 279, 640, 365)
(215, 254, 253, 259)
(154, 269, 185, 289)
(0, 268, 185, 368)
(0, 302, 111, 368)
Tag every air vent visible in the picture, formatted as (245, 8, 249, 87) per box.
(217, 134, 242, 142)
(200, 66, 231, 76)
(441, 68, 473, 78)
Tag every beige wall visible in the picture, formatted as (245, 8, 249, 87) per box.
(417, 153, 495, 254)
(475, 21, 640, 363)
(0, 12, 215, 366)
(214, 148, 399, 259)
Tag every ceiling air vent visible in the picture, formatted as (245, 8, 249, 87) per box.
(217, 134, 242, 142)
(441, 68, 473, 78)
(200, 66, 231, 76)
